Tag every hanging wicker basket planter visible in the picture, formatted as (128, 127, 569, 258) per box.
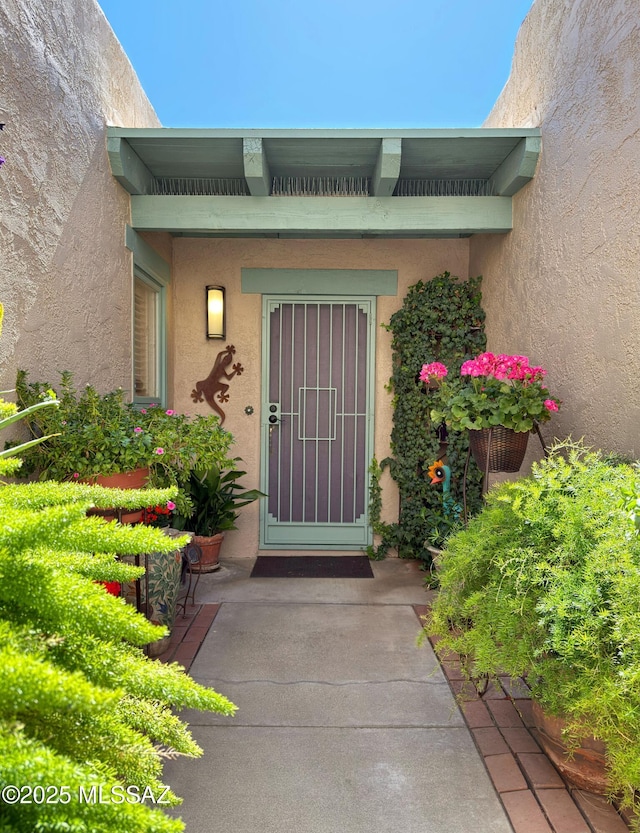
(469, 427, 529, 473)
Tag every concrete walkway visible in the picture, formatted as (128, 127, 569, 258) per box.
(163, 556, 513, 833)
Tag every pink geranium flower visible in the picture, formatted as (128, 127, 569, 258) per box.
(166, 501, 176, 511)
(426, 351, 560, 433)
(419, 362, 448, 384)
(154, 447, 164, 455)
(134, 426, 143, 433)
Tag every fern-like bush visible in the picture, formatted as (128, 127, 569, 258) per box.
(379, 272, 486, 558)
(0, 480, 237, 833)
(0, 331, 236, 832)
(426, 441, 640, 821)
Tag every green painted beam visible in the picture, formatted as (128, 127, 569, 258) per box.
(107, 137, 155, 195)
(489, 136, 541, 196)
(372, 138, 402, 197)
(243, 137, 271, 196)
(108, 127, 542, 140)
(130, 195, 512, 235)
(242, 268, 397, 295)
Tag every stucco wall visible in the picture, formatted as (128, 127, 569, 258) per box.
(168, 237, 470, 556)
(0, 0, 160, 394)
(470, 0, 640, 458)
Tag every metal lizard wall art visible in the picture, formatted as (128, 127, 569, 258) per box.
(191, 344, 243, 425)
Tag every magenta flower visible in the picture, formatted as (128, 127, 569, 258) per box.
(432, 350, 559, 431)
(167, 501, 176, 511)
(154, 447, 164, 455)
(134, 426, 143, 433)
(140, 408, 147, 414)
(461, 360, 483, 377)
(165, 409, 175, 416)
(72, 472, 80, 479)
(419, 362, 448, 384)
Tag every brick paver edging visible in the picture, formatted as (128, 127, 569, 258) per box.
(413, 605, 632, 833)
(156, 603, 221, 671)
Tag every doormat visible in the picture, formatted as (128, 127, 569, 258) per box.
(250, 555, 374, 579)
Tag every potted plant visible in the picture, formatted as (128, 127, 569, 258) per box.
(425, 441, 640, 820)
(173, 461, 265, 572)
(137, 403, 234, 518)
(14, 371, 234, 519)
(15, 370, 156, 480)
(425, 353, 561, 471)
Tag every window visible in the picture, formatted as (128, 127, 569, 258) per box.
(126, 226, 170, 408)
(134, 271, 162, 401)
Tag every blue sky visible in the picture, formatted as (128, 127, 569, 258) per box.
(98, 0, 534, 129)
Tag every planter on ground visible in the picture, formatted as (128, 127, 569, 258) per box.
(188, 532, 224, 573)
(531, 701, 609, 794)
(121, 528, 184, 656)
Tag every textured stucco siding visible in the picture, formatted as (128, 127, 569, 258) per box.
(470, 0, 640, 458)
(0, 0, 160, 394)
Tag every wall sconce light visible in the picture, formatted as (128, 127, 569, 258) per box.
(206, 285, 226, 339)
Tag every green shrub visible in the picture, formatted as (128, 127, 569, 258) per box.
(378, 272, 485, 559)
(0, 353, 236, 832)
(426, 441, 640, 819)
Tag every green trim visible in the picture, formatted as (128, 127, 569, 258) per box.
(372, 138, 402, 197)
(243, 137, 271, 196)
(108, 127, 542, 140)
(125, 226, 170, 285)
(242, 268, 397, 296)
(133, 269, 167, 409)
(126, 227, 170, 409)
(130, 195, 512, 236)
(489, 136, 541, 196)
(259, 295, 376, 550)
(107, 137, 155, 195)
(260, 523, 371, 548)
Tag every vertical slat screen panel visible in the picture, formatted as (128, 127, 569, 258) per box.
(266, 299, 369, 530)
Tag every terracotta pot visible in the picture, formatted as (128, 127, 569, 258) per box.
(469, 427, 529, 473)
(84, 467, 149, 523)
(531, 700, 609, 794)
(189, 533, 224, 573)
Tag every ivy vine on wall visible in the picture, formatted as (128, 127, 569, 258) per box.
(371, 272, 487, 562)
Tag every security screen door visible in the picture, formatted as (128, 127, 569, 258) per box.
(261, 297, 375, 548)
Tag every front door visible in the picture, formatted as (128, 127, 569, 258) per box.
(261, 296, 375, 548)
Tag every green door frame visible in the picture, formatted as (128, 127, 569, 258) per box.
(259, 294, 377, 550)
(242, 268, 396, 551)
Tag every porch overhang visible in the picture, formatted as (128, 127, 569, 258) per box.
(107, 127, 541, 239)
